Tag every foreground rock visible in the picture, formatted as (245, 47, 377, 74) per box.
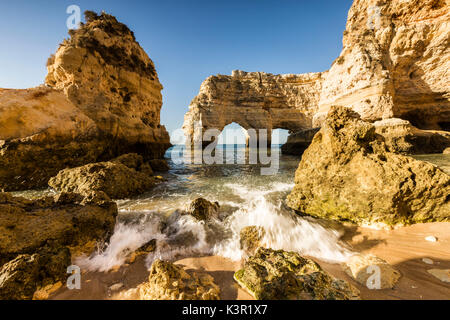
(49, 154, 158, 199)
(444, 148, 450, 155)
(287, 106, 450, 226)
(240, 226, 266, 256)
(427, 269, 450, 283)
(234, 248, 360, 300)
(0, 191, 117, 299)
(183, 198, 220, 221)
(342, 254, 401, 289)
(139, 259, 220, 300)
(0, 11, 170, 191)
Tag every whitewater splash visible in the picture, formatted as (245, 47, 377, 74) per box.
(77, 180, 352, 272)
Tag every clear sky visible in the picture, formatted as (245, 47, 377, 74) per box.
(0, 0, 353, 143)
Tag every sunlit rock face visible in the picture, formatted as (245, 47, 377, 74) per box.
(0, 12, 170, 191)
(315, 0, 450, 130)
(183, 70, 324, 146)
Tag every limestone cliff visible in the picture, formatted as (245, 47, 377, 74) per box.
(183, 70, 324, 145)
(0, 12, 170, 191)
(315, 0, 450, 130)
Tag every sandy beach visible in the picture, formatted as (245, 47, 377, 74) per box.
(49, 221, 450, 300)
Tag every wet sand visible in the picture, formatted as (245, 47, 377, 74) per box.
(50, 222, 450, 300)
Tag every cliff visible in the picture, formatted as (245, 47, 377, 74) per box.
(0, 12, 171, 191)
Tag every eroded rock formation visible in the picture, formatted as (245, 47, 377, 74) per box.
(234, 247, 360, 300)
(286, 106, 450, 226)
(314, 0, 450, 130)
(183, 71, 324, 146)
(0, 12, 170, 191)
(185, 0, 449, 150)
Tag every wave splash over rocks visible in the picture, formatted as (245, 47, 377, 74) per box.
(77, 148, 352, 272)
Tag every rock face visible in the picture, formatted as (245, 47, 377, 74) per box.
(234, 248, 360, 300)
(139, 260, 220, 300)
(0, 12, 170, 191)
(0, 191, 117, 299)
(342, 254, 401, 289)
(183, 71, 324, 146)
(48, 154, 158, 199)
(374, 118, 450, 154)
(286, 106, 450, 226)
(314, 0, 450, 130)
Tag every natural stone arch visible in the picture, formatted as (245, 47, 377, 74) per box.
(183, 70, 324, 148)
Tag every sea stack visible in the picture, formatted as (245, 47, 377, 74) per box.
(0, 11, 171, 191)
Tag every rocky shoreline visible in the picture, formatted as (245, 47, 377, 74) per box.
(1, 1, 450, 301)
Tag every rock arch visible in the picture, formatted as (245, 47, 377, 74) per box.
(183, 70, 324, 148)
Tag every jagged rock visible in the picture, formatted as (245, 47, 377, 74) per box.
(315, 0, 450, 130)
(183, 71, 324, 147)
(0, 12, 170, 191)
(240, 226, 266, 256)
(138, 259, 220, 300)
(374, 118, 450, 154)
(342, 254, 401, 289)
(124, 239, 157, 264)
(183, 198, 220, 221)
(287, 106, 450, 226)
(234, 248, 360, 300)
(281, 128, 320, 155)
(48, 160, 157, 199)
(0, 191, 117, 267)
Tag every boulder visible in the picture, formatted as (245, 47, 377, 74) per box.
(342, 254, 401, 289)
(240, 226, 265, 256)
(0, 192, 117, 266)
(281, 128, 320, 155)
(287, 106, 450, 226)
(234, 248, 360, 300)
(138, 259, 220, 300)
(48, 161, 157, 199)
(0, 12, 170, 191)
(0, 254, 40, 300)
(183, 198, 220, 221)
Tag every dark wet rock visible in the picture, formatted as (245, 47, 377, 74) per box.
(48, 161, 157, 199)
(240, 226, 266, 256)
(149, 159, 170, 172)
(281, 128, 320, 155)
(183, 198, 220, 221)
(234, 248, 360, 300)
(0, 254, 40, 300)
(287, 106, 450, 226)
(124, 239, 157, 264)
(138, 259, 220, 300)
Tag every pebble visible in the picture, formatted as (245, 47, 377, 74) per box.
(422, 258, 433, 265)
(425, 236, 437, 242)
(109, 283, 124, 291)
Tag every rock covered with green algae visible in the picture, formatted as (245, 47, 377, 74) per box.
(286, 106, 450, 226)
(240, 226, 266, 256)
(234, 248, 360, 300)
(138, 259, 220, 300)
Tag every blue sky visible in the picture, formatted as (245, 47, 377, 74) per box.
(0, 0, 352, 143)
